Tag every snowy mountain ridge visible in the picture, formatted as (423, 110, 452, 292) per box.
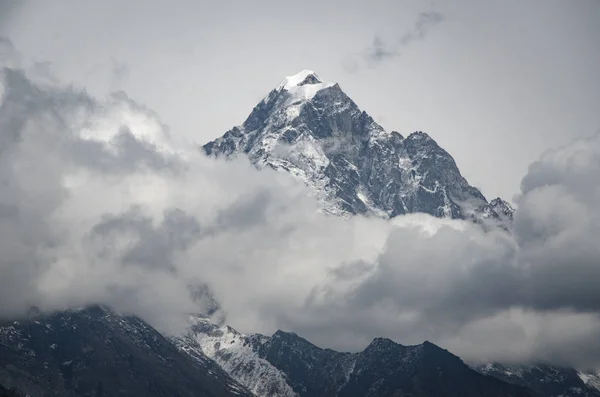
(203, 70, 514, 227)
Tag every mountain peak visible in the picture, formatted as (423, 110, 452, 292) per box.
(273, 329, 299, 338)
(204, 72, 513, 226)
(367, 337, 399, 348)
(407, 130, 432, 140)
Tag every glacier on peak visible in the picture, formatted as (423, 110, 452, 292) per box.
(277, 69, 324, 89)
(271, 69, 337, 106)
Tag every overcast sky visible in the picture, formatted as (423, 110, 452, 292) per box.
(2, 0, 599, 201)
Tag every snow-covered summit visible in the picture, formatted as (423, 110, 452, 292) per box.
(272, 69, 336, 104)
(277, 69, 324, 89)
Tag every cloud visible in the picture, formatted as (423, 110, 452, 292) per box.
(345, 11, 444, 71)
(1, 43, 600, 370)
(365, 36, 399, 63)
(109, 58, 129, 90)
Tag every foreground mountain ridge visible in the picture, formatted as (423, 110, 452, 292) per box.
(1, 306, 547, 397)
(175, 316, 538, 397)
(176, 317, 600, 397)
(2, 305, 597, 397)
(203, 70, 514, 227)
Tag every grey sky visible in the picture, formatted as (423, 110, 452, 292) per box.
(2, 0, 599, 202)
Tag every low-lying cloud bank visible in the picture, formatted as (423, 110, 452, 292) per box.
(1, 39, 600, 369)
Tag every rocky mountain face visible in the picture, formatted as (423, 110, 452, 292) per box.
(176, 317, 538, 397)
(476, 363, 600, 397)
(203, 70, 513, 227)
(0, 306, 253, 397)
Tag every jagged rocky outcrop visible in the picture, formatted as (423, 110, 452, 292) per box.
(203, 70, 513, 227)
(176, 317, 538, 397)
(476, 363, 600, 397)
(0, 306, 253, 397)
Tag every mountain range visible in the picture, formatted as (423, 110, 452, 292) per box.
(1, 70, 597, 396)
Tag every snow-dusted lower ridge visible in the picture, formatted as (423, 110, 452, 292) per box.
(579, 372, 600, 392)
(204, 70, 514, 228)
(173, 316, 298, 397)
(175, 317, 536, 397)
(476, 362, 600, 397)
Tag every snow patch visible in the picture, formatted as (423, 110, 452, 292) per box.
(578, 371, 600, 392)
(276, 70, 335, 104)
(177, 317, 298, 397)
(277, 70, 321, 89)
